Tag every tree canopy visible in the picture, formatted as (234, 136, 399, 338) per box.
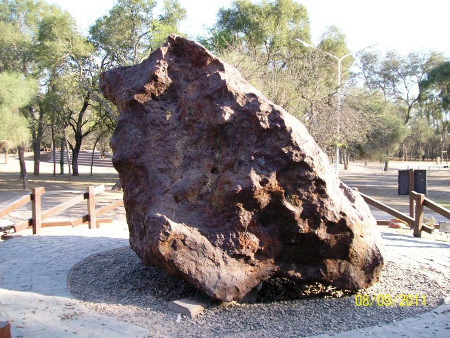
(1, 0, 450, 179)
(0, 71, 37, 145)
(89, 0, 186, 68)
(420, 61, 450, 110)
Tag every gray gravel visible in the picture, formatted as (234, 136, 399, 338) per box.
(68, 242, 450, 337)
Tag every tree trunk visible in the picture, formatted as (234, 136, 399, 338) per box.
(30, 105, 45, 176)
(90, 148, 96, 176)
(71, 142, 81, 176)
(65, 138, 72, 181)
(91, 137, 99, 176)
(442, 123, 448, 160)
(90, 131, 107, 176)
(343, 149, 349, 170)
(32, 139, 40, 175)
(18, 145, 28, 189)
(59, 139, 65, 175)
(51, 125, 56, 176)
(68, 94, 92, 177)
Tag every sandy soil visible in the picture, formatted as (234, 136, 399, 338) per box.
(338, 159, 450, 243)
(0, 153, 124, 226)
(338, 159, 450, 210)
(0, 152, 120, 202)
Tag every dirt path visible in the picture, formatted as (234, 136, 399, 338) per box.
(338, 160, 450, 242)
(0, 153, 120, 204)
(0, 154, 124, 227)
(339, 160, 450, 209)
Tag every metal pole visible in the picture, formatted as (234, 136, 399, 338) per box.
(295, 39, 375, 177)
(336, 58, 341, 176)
(335, 52, 353, 176)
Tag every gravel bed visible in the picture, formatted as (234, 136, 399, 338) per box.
(68, 245, 450, 337)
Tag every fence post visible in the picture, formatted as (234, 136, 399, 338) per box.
(409, 169, 414, 218)
(413, 193, 425, 238)
(31, 187, 45, 234)
(86, 186, 97, 229)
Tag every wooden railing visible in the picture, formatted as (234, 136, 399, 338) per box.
(410, 191, 450, 237)
(358, 190, 449, 238)
(0, 185, 123, 235)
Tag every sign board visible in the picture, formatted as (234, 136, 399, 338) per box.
(439, 221, 450, 233)
(398, 170, 410, 195)
(414, 170, 427, 195)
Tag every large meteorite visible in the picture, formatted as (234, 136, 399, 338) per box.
(100, 35, 384, 302)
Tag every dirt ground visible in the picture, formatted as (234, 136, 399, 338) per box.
(338, 159, 450, 210)
(1, 153, 449, 241)
(0, 152, 120, 204)
(0, 153, 124, 227)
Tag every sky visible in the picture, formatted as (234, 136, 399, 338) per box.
(47, 0, 450, 57)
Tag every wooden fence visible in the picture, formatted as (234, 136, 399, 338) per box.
(358, 190, 450, 238)
(0, 185, 123, 235)
(2, 184, 448, 239)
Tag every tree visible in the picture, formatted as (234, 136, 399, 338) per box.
(67, 94, 93, 176)
(419, 61, 450, 157)
(361, 92, 408, 170)
(0, 0, 90, 175)
(0, 71, 37, 186)
(89, 0, 186, 68)
(212, 0, 309, 52)
(403, 116, 434, 160)
(43, 70, 101, 176)
(339, 88, 378, 168)
(358, 49, 445, 124)
(1, 0, 45, 175)
(34, 8, 94, 176)
(211, 0, 312, 111)
(294, 25, 359, 160)
(0, 71, 36, 144)
(0, 0, 52, 73)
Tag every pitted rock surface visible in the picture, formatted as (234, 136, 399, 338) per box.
(100, 35, 384, 302)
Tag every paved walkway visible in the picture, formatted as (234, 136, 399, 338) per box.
(0, 223, 149, 337)
(1, 220, 450, 337)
